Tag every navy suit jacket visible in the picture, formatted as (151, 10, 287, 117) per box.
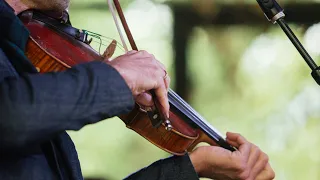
(0, 0, 198, 179)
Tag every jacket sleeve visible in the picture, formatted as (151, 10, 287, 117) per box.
(0, 61, 135, 152)
(124, 154, 199, 180)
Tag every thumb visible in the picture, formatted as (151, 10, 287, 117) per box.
(135, 92, 154, 107)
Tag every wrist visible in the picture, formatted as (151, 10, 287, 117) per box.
(108, 62, 134, 95)
(189, 151, 205, 177)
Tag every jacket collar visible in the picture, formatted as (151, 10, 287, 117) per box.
(0, 0, 30, 51)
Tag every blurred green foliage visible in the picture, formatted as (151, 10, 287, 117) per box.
(67, 0, 320, 179)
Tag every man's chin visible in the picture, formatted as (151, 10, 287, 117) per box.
(30, 0, 70, 12)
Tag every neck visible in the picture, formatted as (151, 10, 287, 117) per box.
(6, 0, 29, 15)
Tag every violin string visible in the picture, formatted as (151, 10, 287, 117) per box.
(174, 91, 223, 138)
(168, 89, 224, 140)
(178, 94, 224, 138)
(83, 31, 126, 55)
(168, 91, 217, 139)
(169, 91, 221, 141)
(85, 31, 126, 52)
(91, 39, 125, 52)
(105, 0, 223, 140)
(90, 39, 125, 53)
(107, 0, 129, 52)
(169, 91, 205, 128)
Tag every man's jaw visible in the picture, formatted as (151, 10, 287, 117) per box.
(6, 0, 29, 15)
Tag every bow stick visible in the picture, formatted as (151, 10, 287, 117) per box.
(107, 0, 173, 130)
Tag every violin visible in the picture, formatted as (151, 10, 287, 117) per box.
(19, 0, 235, 156)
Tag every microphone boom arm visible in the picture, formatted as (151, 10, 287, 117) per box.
(256, 0, 320, 86)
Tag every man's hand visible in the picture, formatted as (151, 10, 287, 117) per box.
(190, 132, 275, 180)
(107, 50, 170, 117)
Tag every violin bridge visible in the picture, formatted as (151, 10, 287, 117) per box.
(102, 40, 117, 60)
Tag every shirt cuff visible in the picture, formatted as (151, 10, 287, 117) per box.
(124, 153, 199, 180)
(165, 153, 199, 180)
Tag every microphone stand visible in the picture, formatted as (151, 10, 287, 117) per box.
(256, 0, 320, 86)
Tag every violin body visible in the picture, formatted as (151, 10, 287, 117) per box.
(21, 10, 221, 156)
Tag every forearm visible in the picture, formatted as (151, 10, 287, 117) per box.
(0, 61, 134, 151)
(124, 154, 199, 180)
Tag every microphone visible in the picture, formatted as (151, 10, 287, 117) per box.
(257, 0, 285, 24)
(256, 0, 320, 86)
